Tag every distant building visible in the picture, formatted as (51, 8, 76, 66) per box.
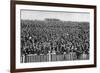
(45, 18, 60, 22)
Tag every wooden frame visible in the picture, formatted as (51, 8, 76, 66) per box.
(10, 0, 97, 73)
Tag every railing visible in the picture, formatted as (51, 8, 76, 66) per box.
(21, 52, 89, 63)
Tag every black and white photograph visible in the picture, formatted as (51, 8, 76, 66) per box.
(20, 10, 90, 63)
(11, 1, 96, 72)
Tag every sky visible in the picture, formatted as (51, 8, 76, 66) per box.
(21, 10, 90, 22)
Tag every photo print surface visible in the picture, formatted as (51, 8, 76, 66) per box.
(20, 10, 90, 63)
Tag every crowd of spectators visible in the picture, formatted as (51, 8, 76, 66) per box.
(21, 19, 90, 60)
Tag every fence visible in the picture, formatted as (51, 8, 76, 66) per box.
(21, 52, 89, 63)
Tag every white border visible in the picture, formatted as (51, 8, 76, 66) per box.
(16, 4, 94, 69)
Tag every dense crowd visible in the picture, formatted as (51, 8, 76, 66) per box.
(21, 19, 90, 59)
